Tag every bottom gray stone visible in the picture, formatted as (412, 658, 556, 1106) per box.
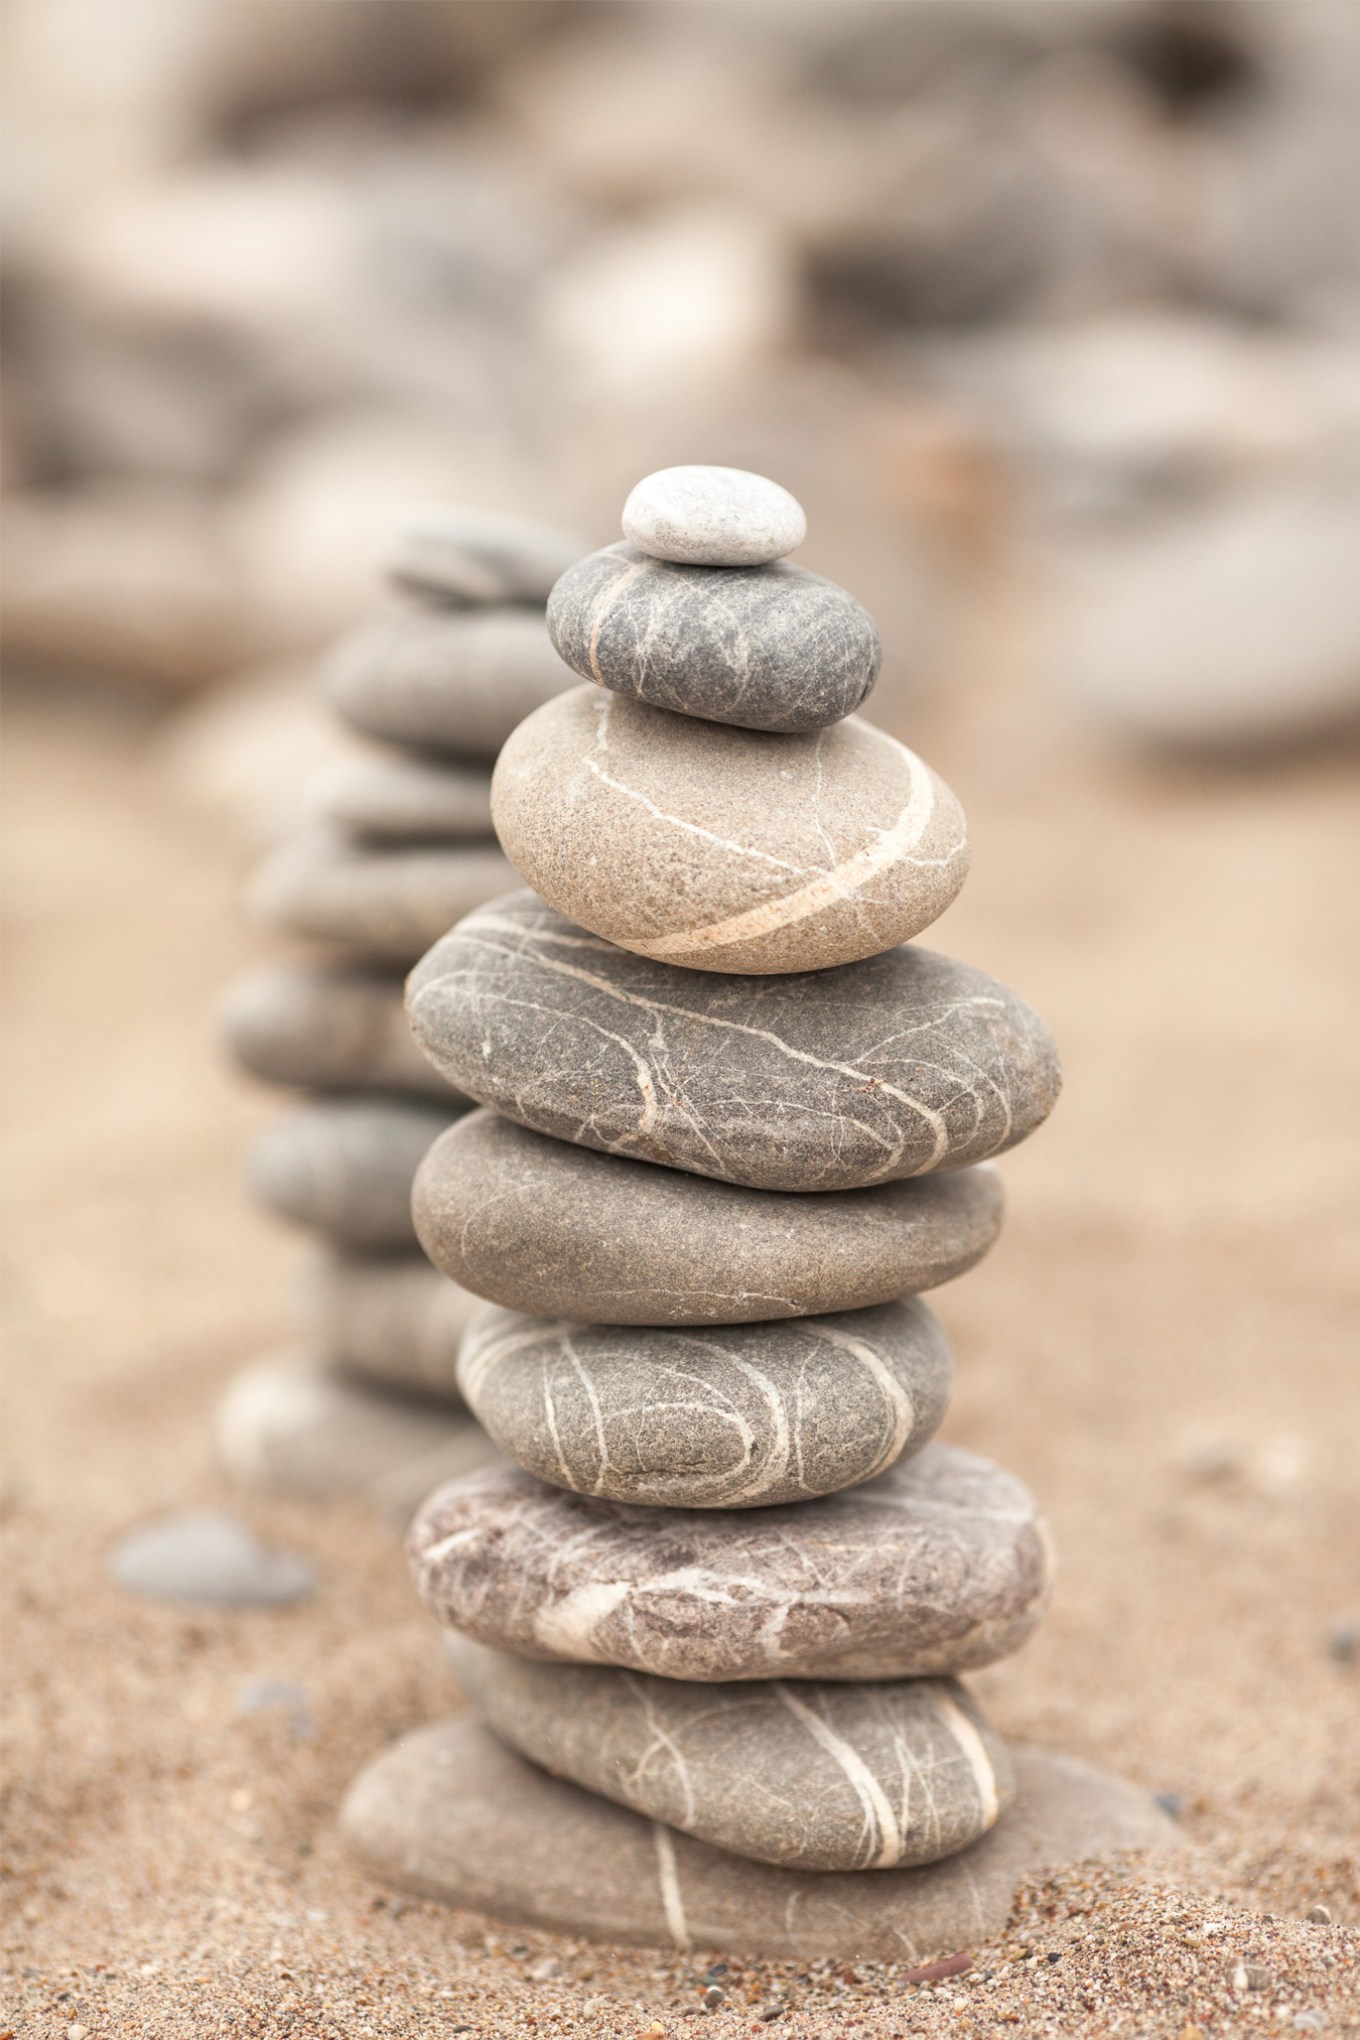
(342, 1718, 1180, 1961)
(215, 1353, 499, 1518)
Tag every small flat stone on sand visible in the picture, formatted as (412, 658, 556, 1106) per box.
(621, 466, 807, 567)
(111, 1511, 315, 1607)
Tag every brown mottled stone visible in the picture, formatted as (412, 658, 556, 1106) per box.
(456, 1298, 951, 1508)
(248, 832, 517, 967)
(408, 1443, 1051, 1682)
(491, 688, 968, 973)
(223, 965, 458, 1101)
(413, 1111, 1004, 1325)
(452, 1636, 1012, 1871)
(408, 893, 1061, 1191)
(247, 1098, 457, 1248)
(343, 1720, 1180, 1958)
(325, 606, 572, 760)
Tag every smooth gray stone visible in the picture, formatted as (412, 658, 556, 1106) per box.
(249, 833, 518, 967)
(456, 1298, 951, 1509)
(325, 607, 573, 759)
(408, 893, 1062, 1192)
(224, 965, 458, 1102)
(110, 1511, 315, 1607)
(491, 689, 967, 973)
(343, 1720, 1180, 1959)
(216, 1353, 499, 1517)
(408, 1443, 1051, 1682)
(621, 465, 807, 568)
(385, 507, 584, 608)
(247, 1098, 457, 1248)
(546, 543, 878, 733)
(302, 1252, 478, 1398)
(450, 1638, 1012, 1871)
(414, 1111, 1003, 1326)
(305, 754, 494, 843)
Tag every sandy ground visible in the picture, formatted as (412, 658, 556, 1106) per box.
(3, 579, 1359, 2038)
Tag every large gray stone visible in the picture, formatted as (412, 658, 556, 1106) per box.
(343, 1719, 1180, 1959)
(249, 833, 518, 967)
(305, 754, 494, 844)
(325, 607, 573, 759)
(386, 506, 584, 608)
(247, 1098, 456, 1248)
(546, 543, 878, 733)
(451, 1637, 1011, 1872)
(409, 1444, 1050, 1682)
(492, 688, 968, 973)
(408, 894, 1061, 1192)
(414, 1111, 1003, 1326)
(216, 1353, 498, 1517)
(224, 965, 457, 1101)
(621, 465, 807, 568)
(301, 1252, 478, 1398)
(456, 1298, 951, 1508)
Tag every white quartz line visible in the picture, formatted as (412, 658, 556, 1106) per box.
(651, 1822, 691, 1949)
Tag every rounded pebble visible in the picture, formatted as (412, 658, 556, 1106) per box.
(247, 1098, 457, 1248)
(224, 964, 456, 1101)
(386, 505, 584, 607)
(301, 1251, 478, 1397)
(620, 466, 807, 567)
(326, 607, 573, 759)
(249, 834, 518, 967)
(305, 754, 494, 843)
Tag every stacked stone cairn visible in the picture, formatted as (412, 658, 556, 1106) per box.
(343, 468, 1178, 1955)
(215, 506, 583, 1511)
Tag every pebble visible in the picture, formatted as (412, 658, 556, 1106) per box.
(386, 505, 584, 607)
(110, 1511, 315, 1607)
(452, 1636, 1013, 1870)
(546, 543, 877, 732)
(492, 688, 969, 974)
(621, 465, 807, 567)
(304, 753, 494, 843)
(1305, 1905, 1332, 1925)
(215, 1353, 500, 1516)
(246, 1098, 456, 1248)
(325, 606, 573, 759)
(342, 1720, 1180, 1959)
(301, 1251, 478, 1397)
(456, 1296, 951, 1508)
(408, 893, 1061, 1191)
(248, 832, 518, 966)
(409, 1442, 1050, 1682)
(223, 964, 456, 1101)
(414, 1110, 1004, 1325)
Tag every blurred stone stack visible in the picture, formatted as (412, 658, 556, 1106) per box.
(215, 505, 582, 1513)
(343, 468, 1177, 1956)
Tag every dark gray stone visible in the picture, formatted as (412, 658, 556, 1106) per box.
(408, 893, 1062, 1192)
(621, 465, 807, 568)
(491, 689, 968, 973)
(224, 965, 458, 1101)
(301, 1251, 478, 1397)
(414, 1111, 1003, 1325)
(343, 1720, 1180, 1958)
(305, 754, 494, 843)
(248, 833, 518, 967)
(247, 1098, 457, 1248)
(546, 543, 878, 733)
(408, 1443, 1051, 1682)
(451, 1637, 1011, 1871)
(325, 606, 573, 759)
(386, 506, 584, 608)
(456, 1297, 951, 1508)
(110, 1511, 315, 1607)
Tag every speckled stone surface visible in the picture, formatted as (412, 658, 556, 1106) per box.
(620, 465, 807, 567)
(409, 894, 1061, 1190)
(305, 754, 494, 843)
(248, 833, 518, 967)
(343, 1721, 1178, 1958)
(386, 506, 583, 608)
(414, 1111, 1004, 1325)
(325, 607, 572, 759)
(492, 689, 968, 973)
(301, 1252, 478, 1398)
(456, 1298, 951, 1508)
(223, 965, 456, 1101)
(247, 1098, 457, 1248)
(409, 1443, 1050, 1681)
(216, 1353, 498, 1515)
(546, 544, 877, 733)
(451, 1637, 1010, 1871)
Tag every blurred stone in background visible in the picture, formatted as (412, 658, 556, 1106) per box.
(2, 0, 1358, 752)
